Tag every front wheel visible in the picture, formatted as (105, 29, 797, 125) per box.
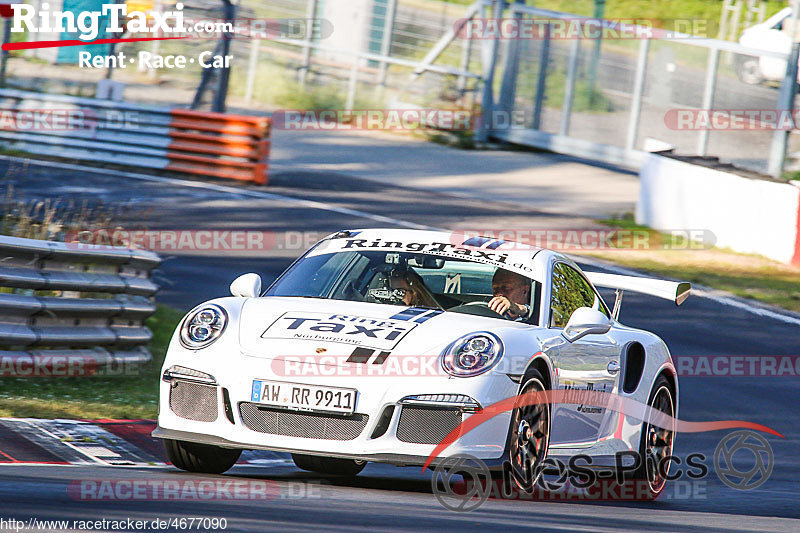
(292, 454, 366, 476)
(507, 370, 551, 492)
(164, 439, 242, 474)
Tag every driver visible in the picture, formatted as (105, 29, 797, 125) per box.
(389, 268, 439, 308)
(488, 268, 531, 321)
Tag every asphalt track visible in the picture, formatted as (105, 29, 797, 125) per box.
(0, 157, 799, 532)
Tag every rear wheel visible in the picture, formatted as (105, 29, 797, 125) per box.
(632, 375, 676, 499)
(507, 370, 551, 492)
(736, 55, 764, 85)
(164, 439, 242, 474)
(292, 454, 366, 476)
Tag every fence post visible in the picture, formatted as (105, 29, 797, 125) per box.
(697, 46, 720, 156)
(458, 19, 474, 93)
(531, 23, 551, 130)
(625, 38, 650, 152)
(585, 0, 606, 104)
(299, 0, 319, 86)
(0, 18, 11, 88)
(475, 0, 506, 142)
(559, 37, 581, 136)
(245, 38, 260, 103)
(767, 3, 800, 177)
(378, 0, 398, 86)
(346, 56, 359, 110)
(497, 2, 524, 130)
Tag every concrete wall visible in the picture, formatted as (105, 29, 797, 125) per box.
(637, 153, 800, 265)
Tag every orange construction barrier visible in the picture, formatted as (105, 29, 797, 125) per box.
(165, 110, 271, 185)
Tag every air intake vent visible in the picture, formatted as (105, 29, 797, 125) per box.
(396, 406, 462, 444)
(239, 403, 369, 441)
(169, 380, 218, 422)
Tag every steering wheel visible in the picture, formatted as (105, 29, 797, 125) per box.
(449, 301, 505, 319)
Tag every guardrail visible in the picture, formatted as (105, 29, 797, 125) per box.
(0, 235, 162, 377)
(0, 89, 271, 185)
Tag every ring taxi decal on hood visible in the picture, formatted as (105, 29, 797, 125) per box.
(262, 312, 417, 351)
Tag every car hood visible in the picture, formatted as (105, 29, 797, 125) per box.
(237, 296, 530, 367)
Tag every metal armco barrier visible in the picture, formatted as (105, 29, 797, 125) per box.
(0, 235, 162, 377)
(0, 89, 271, 185)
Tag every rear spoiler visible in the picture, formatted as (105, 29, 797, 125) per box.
(585, 272, 691, 316)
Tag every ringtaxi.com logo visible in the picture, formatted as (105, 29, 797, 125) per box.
(6, 2, 333, 49)
(11, 2, 192, 42)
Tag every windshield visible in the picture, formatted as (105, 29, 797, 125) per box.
(266, 251, 540, 324)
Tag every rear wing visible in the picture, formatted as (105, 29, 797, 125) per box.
(585, 272, 691, 318)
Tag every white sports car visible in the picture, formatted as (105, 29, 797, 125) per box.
(154, 229, 690, 497)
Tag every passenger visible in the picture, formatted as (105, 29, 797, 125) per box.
(389, 268, 439, 308)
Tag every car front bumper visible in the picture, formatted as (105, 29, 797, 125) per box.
(155, 350, 517, 465)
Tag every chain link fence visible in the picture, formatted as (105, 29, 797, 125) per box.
(6, 0, 482, 113)
(491, 3, 800, 176)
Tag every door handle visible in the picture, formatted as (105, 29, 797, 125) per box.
(607, 361, 621, 375)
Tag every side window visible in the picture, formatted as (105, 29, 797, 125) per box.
(550, 263, 596, 328)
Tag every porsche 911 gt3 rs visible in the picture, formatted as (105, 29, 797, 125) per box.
(153, 228, 690, 497)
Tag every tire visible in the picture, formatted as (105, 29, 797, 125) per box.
(631, 374, 676, 500)
(164, 439, 242, 474)
(291, 454, 366, 476)
(507, 370, 551, 492)
(736, 55, 764, 85)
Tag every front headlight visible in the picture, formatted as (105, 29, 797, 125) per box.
(179, 304, 227, 350)
(442, 332, 503, 377)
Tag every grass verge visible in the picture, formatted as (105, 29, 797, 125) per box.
(573, 216, 800, 313)
(0, 305, 184, 420)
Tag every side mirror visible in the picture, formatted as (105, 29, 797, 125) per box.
(562, 307, 612, 343)
(230, 273, 262, 298)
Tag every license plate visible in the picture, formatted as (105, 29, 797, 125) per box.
(250, 380, 357, 415)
